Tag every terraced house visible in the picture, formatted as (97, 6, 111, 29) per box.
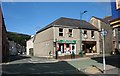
(33, 17, 100, 58)
(90, 16, 113, 54)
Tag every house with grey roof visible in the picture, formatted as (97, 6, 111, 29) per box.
(89, 16, 113, 54)
(33, 17, 100, 58)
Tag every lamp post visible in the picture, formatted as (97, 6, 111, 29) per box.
(80, 11, 87, 56)
(80, 11, 87, 20)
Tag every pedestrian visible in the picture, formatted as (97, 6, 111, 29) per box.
(71, 47, 75, 59)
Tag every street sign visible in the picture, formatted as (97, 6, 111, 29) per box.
(103, 30, 107, 36)
(101, 30, 107, 36)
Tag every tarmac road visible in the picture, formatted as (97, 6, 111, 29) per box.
(1, 55, 120, 75)
(1, 55, 86, 74)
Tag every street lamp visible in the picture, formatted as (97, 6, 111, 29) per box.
(79, 11, 87, 56)
(80, 11, 87, 19)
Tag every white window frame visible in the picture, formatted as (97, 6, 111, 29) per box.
(68, 29, 73, 37)
(59, 28, 64, 37)
(83, 30, 88, 39)
(91, 31, 95, 39)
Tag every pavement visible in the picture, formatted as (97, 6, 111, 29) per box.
(67, 58, 117, 74)
(59, 55, 120, 74)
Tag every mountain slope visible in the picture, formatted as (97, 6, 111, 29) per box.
(7, 32, 31, 46)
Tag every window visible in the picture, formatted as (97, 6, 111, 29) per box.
(59, 28, 63, 36)
(84, 30, 87, 34)
(83, 30, 87, 38)
(68, 29, 73, 37)
(91, 31, 94, 38)
(66, 44, 69, 48)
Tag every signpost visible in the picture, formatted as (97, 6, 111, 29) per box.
(101, 29, 107, 74)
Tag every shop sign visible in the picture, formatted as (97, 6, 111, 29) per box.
(57, 40, 76, 43)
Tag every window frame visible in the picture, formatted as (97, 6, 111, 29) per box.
(83, 30, 88, 39)
(91, 31, 95, 38)
(84, 30, 87, 35)
(68, 29, 73, 37)
(59, 28, 64, 37)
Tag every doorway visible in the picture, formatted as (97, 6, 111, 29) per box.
(58, 43, 64, 53)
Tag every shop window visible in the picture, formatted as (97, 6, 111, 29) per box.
(59, 28, 63, 36)
(91, 31, 95, 38)
(66, 44, 69, 48)
(83, 30, 87, 38)
(68, 29, 73, 37)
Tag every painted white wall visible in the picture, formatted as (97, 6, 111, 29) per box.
(26, 38, 33, 55)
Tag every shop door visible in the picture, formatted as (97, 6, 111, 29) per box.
(59, 44, 64, 53)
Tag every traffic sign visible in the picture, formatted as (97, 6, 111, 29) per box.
(101, 30, 107, 36)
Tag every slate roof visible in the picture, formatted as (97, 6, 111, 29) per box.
(37, 17, 98, 34)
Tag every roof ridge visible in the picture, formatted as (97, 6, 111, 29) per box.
(36, 17, 98, 34)
(60, 17, 84, 21)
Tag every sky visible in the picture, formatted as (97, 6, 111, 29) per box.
(2, 2, 112, 35)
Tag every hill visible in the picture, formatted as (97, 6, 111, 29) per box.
(7, 32, 31, 46)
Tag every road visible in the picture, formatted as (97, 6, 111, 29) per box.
(1, 55, 86, 75)
(1, 55, 120, 75)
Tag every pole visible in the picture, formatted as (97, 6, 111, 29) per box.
(102, 29, 106, 74)
(55, 39, 58, 59)
(79, 11, 87, 56)
(80, 12, 82, 56)
(80, 28, 82, 52)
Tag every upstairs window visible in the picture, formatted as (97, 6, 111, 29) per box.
(83, 30, 87, 38)
(91, 31, 95, 38)
(59, 28, 63, 36)
(68, 29, 73, 37)
(84, 30, 87, 35)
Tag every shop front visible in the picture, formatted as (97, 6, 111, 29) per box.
(57, 40, 76, 56)
(82, 41, 97, 55)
